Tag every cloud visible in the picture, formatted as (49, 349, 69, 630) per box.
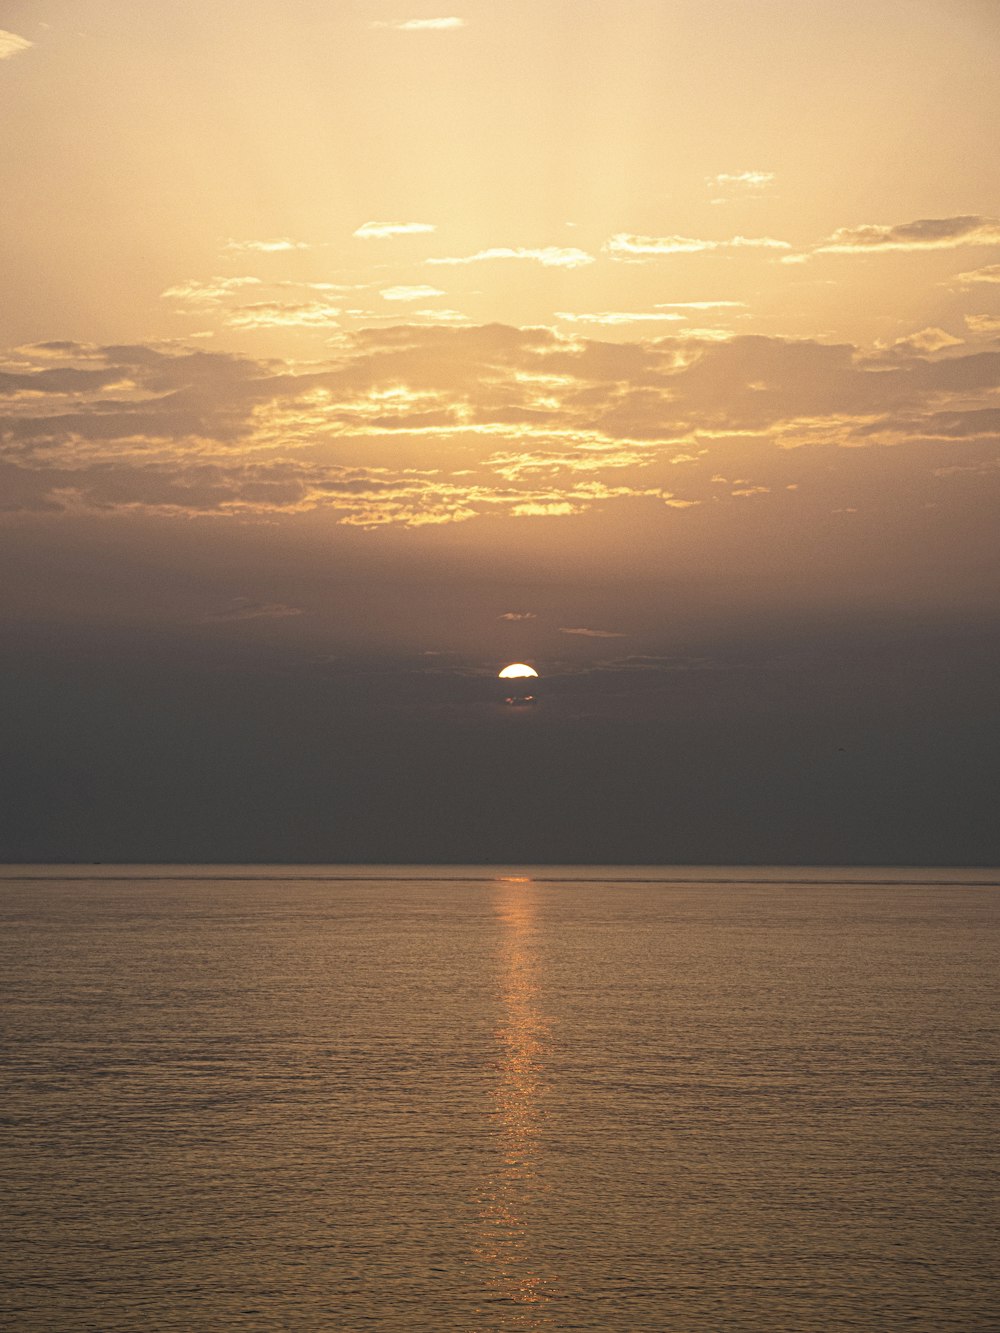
(890, 327, 963, 355)
(380, 285, 446, 302)
(371, 17, 465, 30)
(162, 277, 264, 306)
(499, 612, 537, 621)
(655, 302, 748, 311)
(223, 238, 313, 254)
(559, 626, 626, 638)
(955, 263, 1000, 286)
(428, 246, 594, 269)
(354, 221, 436, 239)
(3, 325, 998, 529)
(605, 233, 790, 258)
(965, 314, 1000, 335)
(224, 302, 341, 329)
(818, 216, 1000, 254)
(0, 30, 32, 60)
(556, 312, 685, 326)
(708, 171, 774, 189)
(205, 597, 304, 622)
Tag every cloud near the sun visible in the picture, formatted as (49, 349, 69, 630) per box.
(1, 321, 997, 528)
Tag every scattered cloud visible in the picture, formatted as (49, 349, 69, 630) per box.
(499, 612, 537, 621)
(605, 233, 790, 259)
(380, 285, 446, 302)
(818, 216, 1000, 254)
(354, 221, 436, 239)
(428, 246, 594, 269)
(2, 325, 998, 528)
(0, 29, 32, 60)
(371, 17, 465, 30)
(558, 626, 626, 638)
(223, 238, 313, 254)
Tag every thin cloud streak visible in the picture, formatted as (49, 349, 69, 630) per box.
(371, 18, 465, 31)
(354, 221, 436, 239)
(606, 233, 790, 258)
(818, 216, 1000, 254)
(223, 238, 314, 254)
(428, 247, 594, 269)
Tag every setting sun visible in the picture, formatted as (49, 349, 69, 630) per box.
(498, 664, 539, 680)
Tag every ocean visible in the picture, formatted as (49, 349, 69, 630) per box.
(1, 867, 997, 1331)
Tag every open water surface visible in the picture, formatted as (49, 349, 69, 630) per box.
(1, 867, 998, 1330)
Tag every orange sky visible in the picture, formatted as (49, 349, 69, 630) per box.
(1, 2, 999, 862)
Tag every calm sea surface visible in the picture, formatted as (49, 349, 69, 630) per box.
(1, 867, 997, 1331)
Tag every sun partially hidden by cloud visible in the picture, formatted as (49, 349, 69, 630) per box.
(0, 29, 32, 60)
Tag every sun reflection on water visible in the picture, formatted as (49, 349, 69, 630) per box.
(475, 880, 554, 1327)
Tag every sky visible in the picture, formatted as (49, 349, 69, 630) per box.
(1, 0, 999, 863)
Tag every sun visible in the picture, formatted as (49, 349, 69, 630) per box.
(498, 663, 539, 679)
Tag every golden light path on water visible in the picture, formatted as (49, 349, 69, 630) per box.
(475, 877, 554, 1326)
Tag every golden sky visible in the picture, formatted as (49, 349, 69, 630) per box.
(1, 0, 998, 639)
(1, 2, 999, 863)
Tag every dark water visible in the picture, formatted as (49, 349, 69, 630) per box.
(1, 867, 997, 1331)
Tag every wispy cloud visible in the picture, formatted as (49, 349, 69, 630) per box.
(818, 216, 1000, 254)
(558, 626, 626, 638)
(225, 302, 341, 329)
(380, 285, 446, 302)
(954, 263, 1000, 286)
(371, 17, 465, 31)
(605, 233, 790, 258)
(205, 598, 304, 623)
(499, 611, 537, 621)
(965, 314, 1000, 335)
(354, 221, 436, 239)
(162, 277, 264, 306)
(656, 301, 748, 311)
(0, 30, 32, 60)
(428, 246, 594, 269)
(223, 238, 313, 254)
(556, 311, 685, 326)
